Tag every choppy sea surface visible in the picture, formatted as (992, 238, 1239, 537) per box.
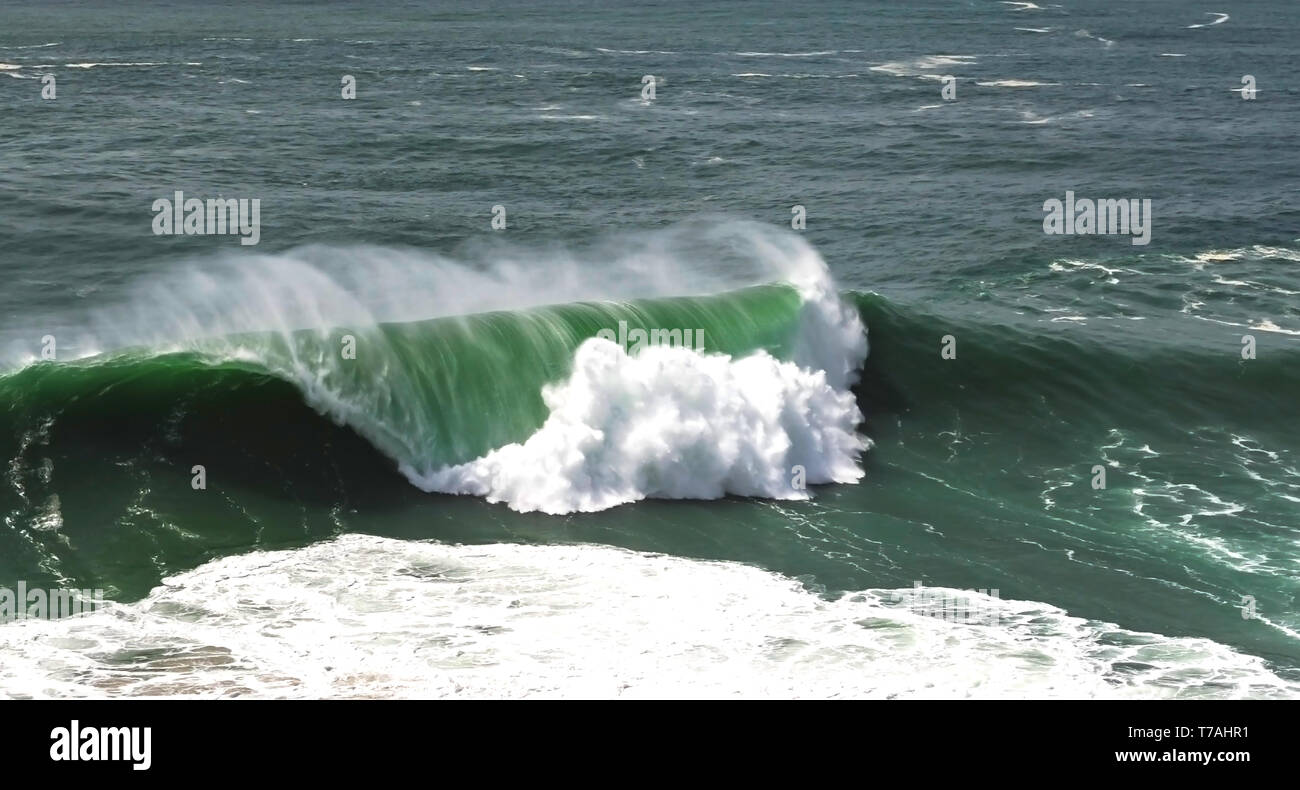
(1, 0, 1298, 698)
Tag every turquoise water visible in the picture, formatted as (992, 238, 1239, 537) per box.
(1, 0, 1298, 698)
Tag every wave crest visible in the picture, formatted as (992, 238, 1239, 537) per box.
(411, 338, 867, 513)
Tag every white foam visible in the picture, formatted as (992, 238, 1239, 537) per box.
(869, 55, 976, 78)
(734, 51, 838, 57)
(1171, 246, 1300, 292)
(1251, 245, 1300, 263)
(595, 48, 677, 55)
(975, 79, 1058, 87)
(1187, 12, 1229, 28)
(1073, 30, 1115, 47)
(1249, 320, 1300, 336)
(63, 62, 166, 68)
(1019, 108, 1099, 124)
(2, 535, 1292, 699)
(409, 340, 867, 513)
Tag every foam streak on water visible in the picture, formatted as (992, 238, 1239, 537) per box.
(1, 535, 1292, 699)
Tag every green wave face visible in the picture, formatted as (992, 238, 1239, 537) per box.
(232, 283, 807, 473)
(2, 284, 807, 472)
(0, 284, 809, 595)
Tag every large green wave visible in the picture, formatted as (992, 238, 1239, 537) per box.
(7, 286, 1295, 599)
(1, 284, 805, 471)
(0, 284, 810, 595)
